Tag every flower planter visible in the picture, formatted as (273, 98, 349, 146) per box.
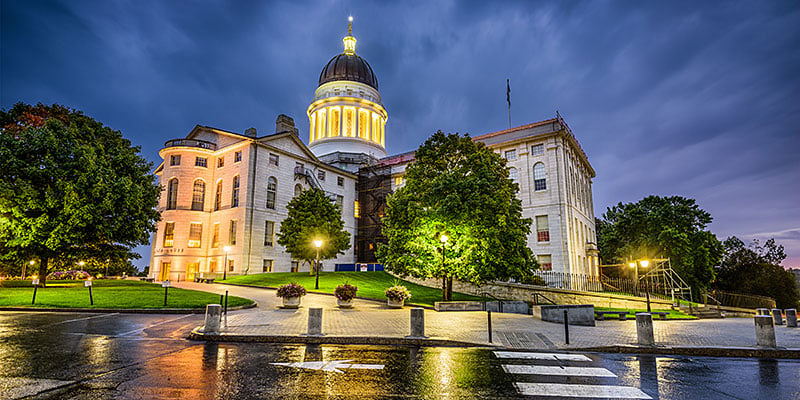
(282, 296, 301, 309)
(337, 298, 354, 308)
(387, 298, 404, 308)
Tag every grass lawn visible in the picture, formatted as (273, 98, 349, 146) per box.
(594, 306, 696, 320)
(0, 279, 253, 309)
(220, 271, 486, 306)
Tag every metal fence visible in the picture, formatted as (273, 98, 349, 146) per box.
(534, 271, 675, 301)
(709, 290, 776, 309)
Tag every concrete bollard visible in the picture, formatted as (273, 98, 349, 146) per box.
(786, 309, 797, 328)
(771, 309, 783, 325)
(204, 304, 222, 334)
(307, 308, 323, 336)
(756, 308, 770, 316)
(636, 313, 655, 346)
(754, 315, 776, 348)
(409, 308, 426, 338)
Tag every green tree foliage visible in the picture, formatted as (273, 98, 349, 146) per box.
(0, 103, 160, 285)
(276, 188, 351, 268)
(596, 195, 723, 296)
(376, 131, 537, 300)
(716, 236, 797, 308)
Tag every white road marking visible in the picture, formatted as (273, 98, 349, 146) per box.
(271, 360, 385, 374)
(48, 313, 119, 326)
(514, 383, 652, 399)
(116, 314, 194, 337)
(493, 351, 591, 362)
(503, 364, 617, 377)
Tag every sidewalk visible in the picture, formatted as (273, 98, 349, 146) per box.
(175, 281, 800, 357)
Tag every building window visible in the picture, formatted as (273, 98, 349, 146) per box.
(291, 260, 299, 273)
(508, 167, 517, 183)
(166, 178, 178, 210)
(209, 260, 217, 273)
(188, 223, 203, 248)
(212, 223, 220, 248)
(504, 149, 516, 161)
(269, 153, 279, 166)
(538, 255, 552, 271)
(263, 259, 273, 273)
(531, 144, 544, 156)
(264, 221, 274, 246)
(163, 222, 174, 247)
(533, 162, 547, 191)
(229, 220, 237, 245)
(170, 155, 181, 166)
(228, 259, 234, 272)
(354, 200, 360, 218)
(337, 176, 344, 186)
(358, 109, 369, 139)
(317, 170, 325, 181)
(191, 180, 205, 211)
(234, 151, 242, 163)
(217, 157, 224, 168)
(336, 195, 344, 209)
(394, 176, 404, 186)
(266, 177, 277, 209)
(214, 180, 222, 211)
(231, 175, 240, 207)
(536, 215, 550, 242)
(294, 184, 303, 197)
(195, 157, 207, 168)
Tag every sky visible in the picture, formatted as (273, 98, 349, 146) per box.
(2, 0, 799, 271)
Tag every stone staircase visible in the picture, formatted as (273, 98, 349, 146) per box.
(679, 304, 724, 319)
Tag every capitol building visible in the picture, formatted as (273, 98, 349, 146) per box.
(148, 21, 598, 281)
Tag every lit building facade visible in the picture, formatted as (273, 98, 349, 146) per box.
(148, 20, 597, 280)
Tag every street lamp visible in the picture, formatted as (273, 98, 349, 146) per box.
(439, 233, 449, 301)
(24, 260, 35, 279)
(223, 246, 232, 280)
(629, 260, 651, 312)
(313, 239, 323, 289)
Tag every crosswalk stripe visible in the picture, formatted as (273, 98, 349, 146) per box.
(493, 351, 591, 362)
(503, 364, 617, 377)
(514, 383, 652, 399)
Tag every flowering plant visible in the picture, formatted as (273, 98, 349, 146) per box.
(47, 270, 91, 280)
(384, 285, 411, 301)
(276, 282, 307, 298)
(334, 283, 358, 301)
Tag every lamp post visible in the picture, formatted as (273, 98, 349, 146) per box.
(629, 260, 651, 312)
(439, 233, 449, 301)
(24, 260, 34, 279)
(313, 239, 323, 289)
(223, 246, 231, 280)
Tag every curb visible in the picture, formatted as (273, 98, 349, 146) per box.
(575, 344, 800, 359)
(0, 302, 257, 314)
(188, 327, 496, 347)
(213, 281, 437, 310)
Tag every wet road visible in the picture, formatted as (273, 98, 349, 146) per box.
(1, 312, 799, 399)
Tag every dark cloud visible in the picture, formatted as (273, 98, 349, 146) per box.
(2, 0, 799, 269)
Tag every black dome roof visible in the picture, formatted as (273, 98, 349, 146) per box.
(318, 53, 378, 90)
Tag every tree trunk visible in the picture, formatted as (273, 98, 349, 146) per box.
(37, 257, 48, 287)
(446, 276, 453, 301)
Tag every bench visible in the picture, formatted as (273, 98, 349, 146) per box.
(651, 311, 669, 320)
(139, 277, 155, 283)
(595, 311, 630, 321)
(194, 277, 215, 284)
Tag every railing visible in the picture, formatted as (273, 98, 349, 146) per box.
(531, 292, 556, 305)
(534, 271, 605, 292)
(533, 271, 675, 301)
(164, 138, 217, 151)
(709, 290, 776, 309)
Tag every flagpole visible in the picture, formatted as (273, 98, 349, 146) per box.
(506, 79, 512, 129)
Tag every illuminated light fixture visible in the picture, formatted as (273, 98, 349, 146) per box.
(313, 239, 323, 248)
(640, 260, 649, 268)
(343, 16, 357, 55)
(440, 234, 449, 243)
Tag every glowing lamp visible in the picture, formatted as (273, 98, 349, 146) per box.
(628, 262, 636, 268)
(313, 239, 323, 248)
(440, 234, 449, 243)
(640, 260, 649, 268)
(223, 246, 232, 252)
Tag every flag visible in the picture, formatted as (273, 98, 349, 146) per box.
(506, 79, 511, 107)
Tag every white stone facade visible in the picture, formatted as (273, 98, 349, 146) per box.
(149, 122, 357, 281)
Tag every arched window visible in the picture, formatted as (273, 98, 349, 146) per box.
(231, 175, 240, 207)
(214, 180, 222, 211)
(533, 163, 546, 191)
(294, 183, 303, 197)
(266, 177, 277, 209)
(508, 167, 518, 183)
(166, 178, 178, 210)
(191, 180, 205, 211)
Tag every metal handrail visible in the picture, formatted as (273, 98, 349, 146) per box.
(479, 291, 505, 313)
(531, 292, 556, 305)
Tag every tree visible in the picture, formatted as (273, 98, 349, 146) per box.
(0, 103, 161, 286)
(376, 131, 537, 300)
(716, 236, 798, 308)
(596, 195, 723, 296)
(276, 188, 351, 270)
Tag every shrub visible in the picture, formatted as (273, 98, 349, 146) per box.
(335, 283, 358, 301)
(384, 285, 411, 301)
(47, 270, 91, 280)
(276, 282, 307, 298)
